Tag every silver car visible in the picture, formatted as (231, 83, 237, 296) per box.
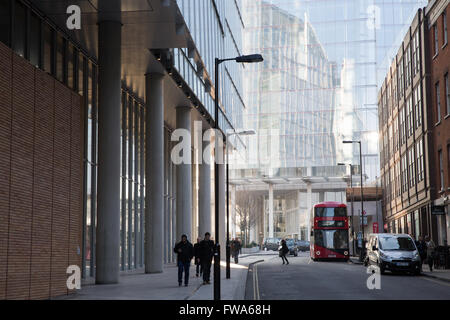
(365, 233, 421, 275)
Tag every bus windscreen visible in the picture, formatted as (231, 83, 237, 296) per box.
(314, 207, 346, 217)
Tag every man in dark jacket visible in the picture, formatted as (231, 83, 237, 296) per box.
(232, 238, 242, 264)
(193, 237, 202, 277)
(416, 236, 427, 267)
(174, 234, 194, 287)
(198, 232, 215, 285)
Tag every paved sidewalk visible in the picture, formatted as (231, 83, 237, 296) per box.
(421, 268, 450, 283)
(56, 254, 274, 300)
(189, 255, 274, 300)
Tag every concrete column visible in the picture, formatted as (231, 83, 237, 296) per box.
(145, 73, 165, 274)
(199, 136, 212, 238)
(268, 184, 274, 238)
(176, 106, 193, 240)
(171, 160, 177, 260)
(219, 160, 226, 260)
(164, 131, 169, 264)
(96, 20, 122, 284)
(297, 190, 302, 239)
(306, 183, 312, 241)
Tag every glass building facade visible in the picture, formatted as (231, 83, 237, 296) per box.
(240, 0, 427, 182)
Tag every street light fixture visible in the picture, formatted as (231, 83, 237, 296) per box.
(338, 162, 356, 256)
(226, 129, 256, 280)
(214, 54, 263, 301)
(342, 140, 365, 262)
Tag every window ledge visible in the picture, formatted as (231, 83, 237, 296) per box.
(435, 121, 441, 127)
(442, 42, 448, 50)
(433, 52, 439, 60)
(445, 114, 450, 120)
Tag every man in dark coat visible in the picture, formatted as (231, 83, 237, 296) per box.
(198, 232, 215, 285)
(415, 236, 427, 267)
(232, 238, 242, 264)
(193, 237, 202, 277)
(174, 234, 194, 286)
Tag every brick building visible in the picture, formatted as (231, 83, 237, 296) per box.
(426, 0, 450, 245)
(378, 0, 450, 245)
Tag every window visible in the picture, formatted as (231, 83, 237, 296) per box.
(408, 148, 415, 188)
(434, 24, 439, 55)
(13, 0, 27, 58)
(443, 11, 448, 46)
(401, 154, 408, 194)
(398, 58, 404, 98)
(416, 140, 424, 182)
(436, 82, 441, 123)
(445, 73, 450, 116)
(43, 24, 53, 74)
(414, 84, 422, 128)
(406, 96, 413, 137)
(0, 0, 11, 46)
(393, 115, 399, 152)
(439, 150, 444, 191)
(395, 161, 402, 197)
(56, 35, 65, 82)
(399, 107, 406, 145)
(405, 45, 411, 87)
(412, 31, 420, 76)
(29, 13, 41, 68)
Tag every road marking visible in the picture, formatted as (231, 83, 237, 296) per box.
(421, 276, 450, 287)
(254, 264, 260, 300)
(252, 264, 261, 300)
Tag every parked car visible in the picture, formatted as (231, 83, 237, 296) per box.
(296, 240, 310, 252)
(263, 238, 281, 251)
(286, 239, 299, 256)
(364, 233, 421, 275)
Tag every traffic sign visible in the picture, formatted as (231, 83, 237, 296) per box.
(373, 222, 379, 233)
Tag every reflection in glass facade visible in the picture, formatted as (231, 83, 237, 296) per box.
(175, 0, 246, 132)
(241, 0, 427, 181)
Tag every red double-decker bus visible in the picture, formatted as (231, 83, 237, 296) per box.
(310, 202, 350, 261)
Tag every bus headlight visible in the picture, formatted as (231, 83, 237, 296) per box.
(316, 251, 321, 256)
(344, 251, 348, 256)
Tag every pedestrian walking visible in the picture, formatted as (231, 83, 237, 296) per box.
(425, 235, 436, 272)
(279, 239, 289, 265)
(415, 236, 427, 268)
(174, 234, 194, 287)
(199, 232, 215, 285)
(193, 237, 202, 277)
(233, 238, 242, 264)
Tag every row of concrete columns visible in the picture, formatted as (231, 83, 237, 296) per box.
(94, 20, 225, 283)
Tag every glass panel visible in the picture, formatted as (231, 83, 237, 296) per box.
(13, 1, 26, 57)
(67, 43, 74, 89)
(56, 34, 64, 82)
(29, 13, 40, 67)
(314, 207, 346, 217)
(43, 24, 52, 73)
(0, 0, 11, 46)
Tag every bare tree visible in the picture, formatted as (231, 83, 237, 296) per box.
(235, 190, 259, 246)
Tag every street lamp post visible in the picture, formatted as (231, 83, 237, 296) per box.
(214, 54, 263, 301)
(343, 141, 364, 261)
(226, 130, 256, 279)
(338, 163, 355, 256)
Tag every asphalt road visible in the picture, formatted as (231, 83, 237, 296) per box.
(245, 252, 450, 300)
